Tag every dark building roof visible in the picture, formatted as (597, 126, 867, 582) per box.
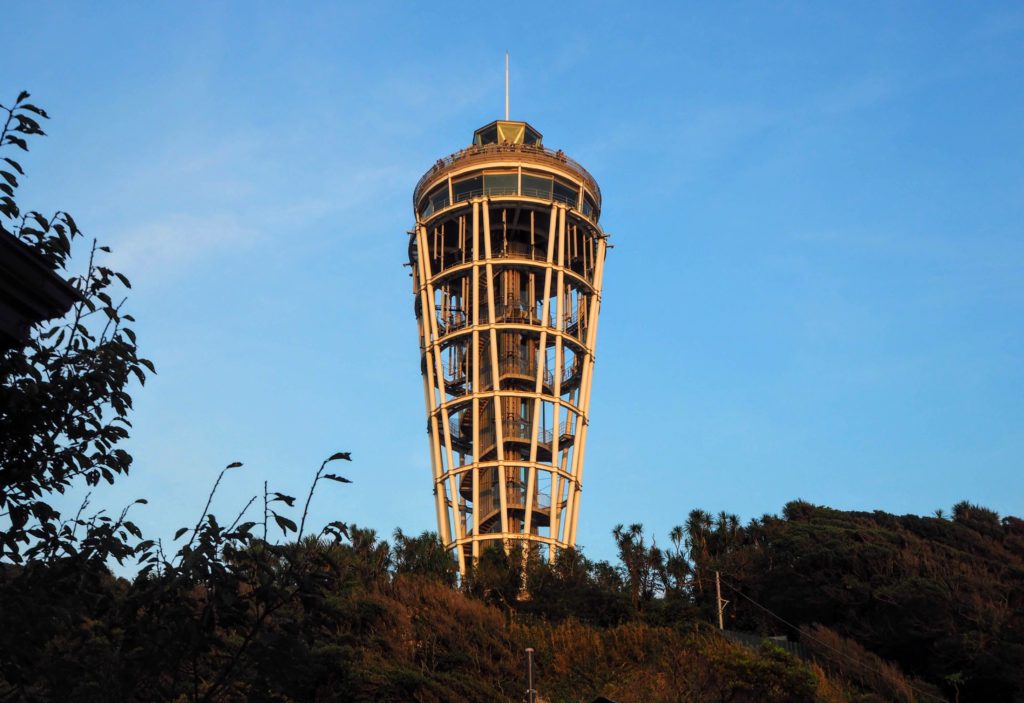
(0, 232, 80, 350)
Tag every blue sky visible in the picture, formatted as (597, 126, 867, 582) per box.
(5, 2, 1022, 563)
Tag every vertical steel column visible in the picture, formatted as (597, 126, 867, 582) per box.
(568, 235, 606, 546)
(470, 202, 481, 563)
(481, 201, 510, 543)
(418, 224, 467, 572)
(415, 225, 452, 546)
(523, 204, 559, 547)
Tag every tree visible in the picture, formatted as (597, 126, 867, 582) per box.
(392, 528, 457, 586)
(612, 522, 664, 611)
(663, 524, 691, 598)
(682, 508, 713, 592)
(0, 91, 153, 565)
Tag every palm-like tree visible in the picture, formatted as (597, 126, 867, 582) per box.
(682, 509, 713, 591)
(612, 523, 663, 610)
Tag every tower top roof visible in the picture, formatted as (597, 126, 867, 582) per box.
(473, 119, 543, 147)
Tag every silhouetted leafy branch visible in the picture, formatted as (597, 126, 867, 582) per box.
(298, 450, 351, 540)
(0, 91, 153, 566)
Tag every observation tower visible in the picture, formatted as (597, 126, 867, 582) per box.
(409, 118, 608, 573)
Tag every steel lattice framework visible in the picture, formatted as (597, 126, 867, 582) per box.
(409, 120, 608, 573)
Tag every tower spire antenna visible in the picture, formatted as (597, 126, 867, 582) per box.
(505, 51, 510, 120)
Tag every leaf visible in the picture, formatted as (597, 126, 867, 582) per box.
(323, 473, 352, 484)
(16, 90, 29, 103)
(271, 492, 296, 507)
(14, 114, 45, 135)
(134, 498, 148, 505)
(326, 451, 352, 463)
(273, 514, 297, 534)
(226, 461, 243, 469)
(174, 527, 188, 540)
(3, 158, 24, 175)
(19, 103, 49, 119)
(326, 521, 348, 537)
(63, 212, 79, 235)
(98, 245, 111, 253)
(1, 195, 20, 217)
(114, 272, 132, 288)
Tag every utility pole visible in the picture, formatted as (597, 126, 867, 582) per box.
(525, 647, 535, 703)
(715, 571, 725, 630)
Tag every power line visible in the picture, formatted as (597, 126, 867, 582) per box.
(715, 575, 946, 703)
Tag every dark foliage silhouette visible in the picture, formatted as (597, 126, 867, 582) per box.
(0, 91, 153, 566)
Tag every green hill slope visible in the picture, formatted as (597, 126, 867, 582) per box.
(698, 501, 1024, 701)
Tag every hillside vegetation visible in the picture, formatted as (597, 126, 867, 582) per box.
(0, 526, 923, 702)
(5, 499, 1022, 702)
(695, 501, 1024, 702)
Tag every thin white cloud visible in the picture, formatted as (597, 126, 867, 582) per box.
(107, 212, 255, 281)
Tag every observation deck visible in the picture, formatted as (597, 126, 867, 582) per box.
(414, 120, 602, 223)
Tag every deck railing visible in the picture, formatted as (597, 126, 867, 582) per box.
(476, 483, 552, 520)
(414, 142, 602, 207)
(443, 356, 581, 389)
